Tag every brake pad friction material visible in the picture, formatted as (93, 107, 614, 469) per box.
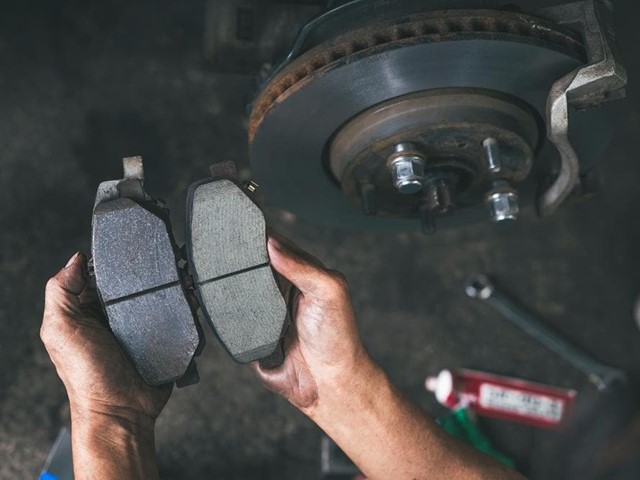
(93, 199, 178, 301)
(188, 179, 287, 363)
(190, 181, 268, 278)
(92, 198, 201, 385)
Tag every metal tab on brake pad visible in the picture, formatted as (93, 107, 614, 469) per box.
(187, 178, 287, 364)
(92, 159, 202, 386)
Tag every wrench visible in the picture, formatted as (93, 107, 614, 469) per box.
(464, 273, 626, 391)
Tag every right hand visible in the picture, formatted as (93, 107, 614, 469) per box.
(252, 236, 370, 412)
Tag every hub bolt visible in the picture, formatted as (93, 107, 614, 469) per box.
(387, 143, 425, 194)
(485, 180, 519, 222)
(424, 179, 454, 214)
(360, 182, 376, 215)
(482, 137, 502, 174)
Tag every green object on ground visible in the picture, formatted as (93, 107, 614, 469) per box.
(438, 407, 516, 468)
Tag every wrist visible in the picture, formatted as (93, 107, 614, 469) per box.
(302, 349, 387, 421)
(70, 403, 156, 444)
(70, 404, 160, 480)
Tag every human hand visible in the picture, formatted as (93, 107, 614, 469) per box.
(41, 252, 171, 424)
(252, 236, 371, 413)
(254, 239, 523, 480)
(42, 251, 168, 479)
(253, 238, 524, 480)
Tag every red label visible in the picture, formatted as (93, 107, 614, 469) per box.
(439, 369, 576, 429)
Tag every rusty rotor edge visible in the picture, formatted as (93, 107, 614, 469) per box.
(248, 9, 586, 142)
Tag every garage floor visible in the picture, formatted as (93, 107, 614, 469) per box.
(1, 1, 639, 479)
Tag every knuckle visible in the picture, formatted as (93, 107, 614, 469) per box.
(324, 270, 349, 294)
(40, 319, 53, 345)
(45, 276, 60, 294)
(40, 311, 69, 347)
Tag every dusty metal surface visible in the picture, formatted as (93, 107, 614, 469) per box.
(538, 0, 628, 216)
(0, 1, 639, 479)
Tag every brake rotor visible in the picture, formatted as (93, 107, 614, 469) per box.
(249, 8, 611, 230)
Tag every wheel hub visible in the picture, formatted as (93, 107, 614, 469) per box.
(329, 88, 540, 218)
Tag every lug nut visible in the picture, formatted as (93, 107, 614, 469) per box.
(485, 180, 519, 222)
(388, 143, 425, 195)
(482, 137, 502, 174)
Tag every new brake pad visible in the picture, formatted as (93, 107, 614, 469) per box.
(91, 158, 287, 386)
(91, 158, 203, 386)
(186, 173, 288, 364)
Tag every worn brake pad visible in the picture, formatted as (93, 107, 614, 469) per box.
(91, 157, 203, 386)
(186, 167, 288, 365)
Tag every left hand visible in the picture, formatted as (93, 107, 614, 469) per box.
(251, 237, 370, 414)
(41, 252, 171, 423)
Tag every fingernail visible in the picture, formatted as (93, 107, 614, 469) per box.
(268, 237, 282, 250)
(65, 252, 80, 268)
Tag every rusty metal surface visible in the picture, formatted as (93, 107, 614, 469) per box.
(246, 5, 612, 231)
(329, 88, 540, 218)
(249, 36, 593, 230)
(249, 8, 585, 141)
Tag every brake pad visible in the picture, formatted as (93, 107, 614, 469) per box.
(186, 170, 288, 364)
(91, 158, 287, 385)
(91, 158, 203, 386)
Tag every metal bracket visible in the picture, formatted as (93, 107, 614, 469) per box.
(94, 156, 150, 208)
(537, 0, 627, 216)
(122, 155, 144, 181)
(209, 160, 239, 182)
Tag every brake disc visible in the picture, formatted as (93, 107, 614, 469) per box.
(249, 7, 613, 231)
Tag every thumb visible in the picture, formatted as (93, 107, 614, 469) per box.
(46, 252, 88, 298)
(267, 237, 330, 298)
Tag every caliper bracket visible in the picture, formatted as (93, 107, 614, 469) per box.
(537, 0, 627, 216)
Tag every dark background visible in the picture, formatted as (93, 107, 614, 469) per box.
(0, 1, 639, 478)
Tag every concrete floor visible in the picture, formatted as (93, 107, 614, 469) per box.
(1, 1, 639, 479)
